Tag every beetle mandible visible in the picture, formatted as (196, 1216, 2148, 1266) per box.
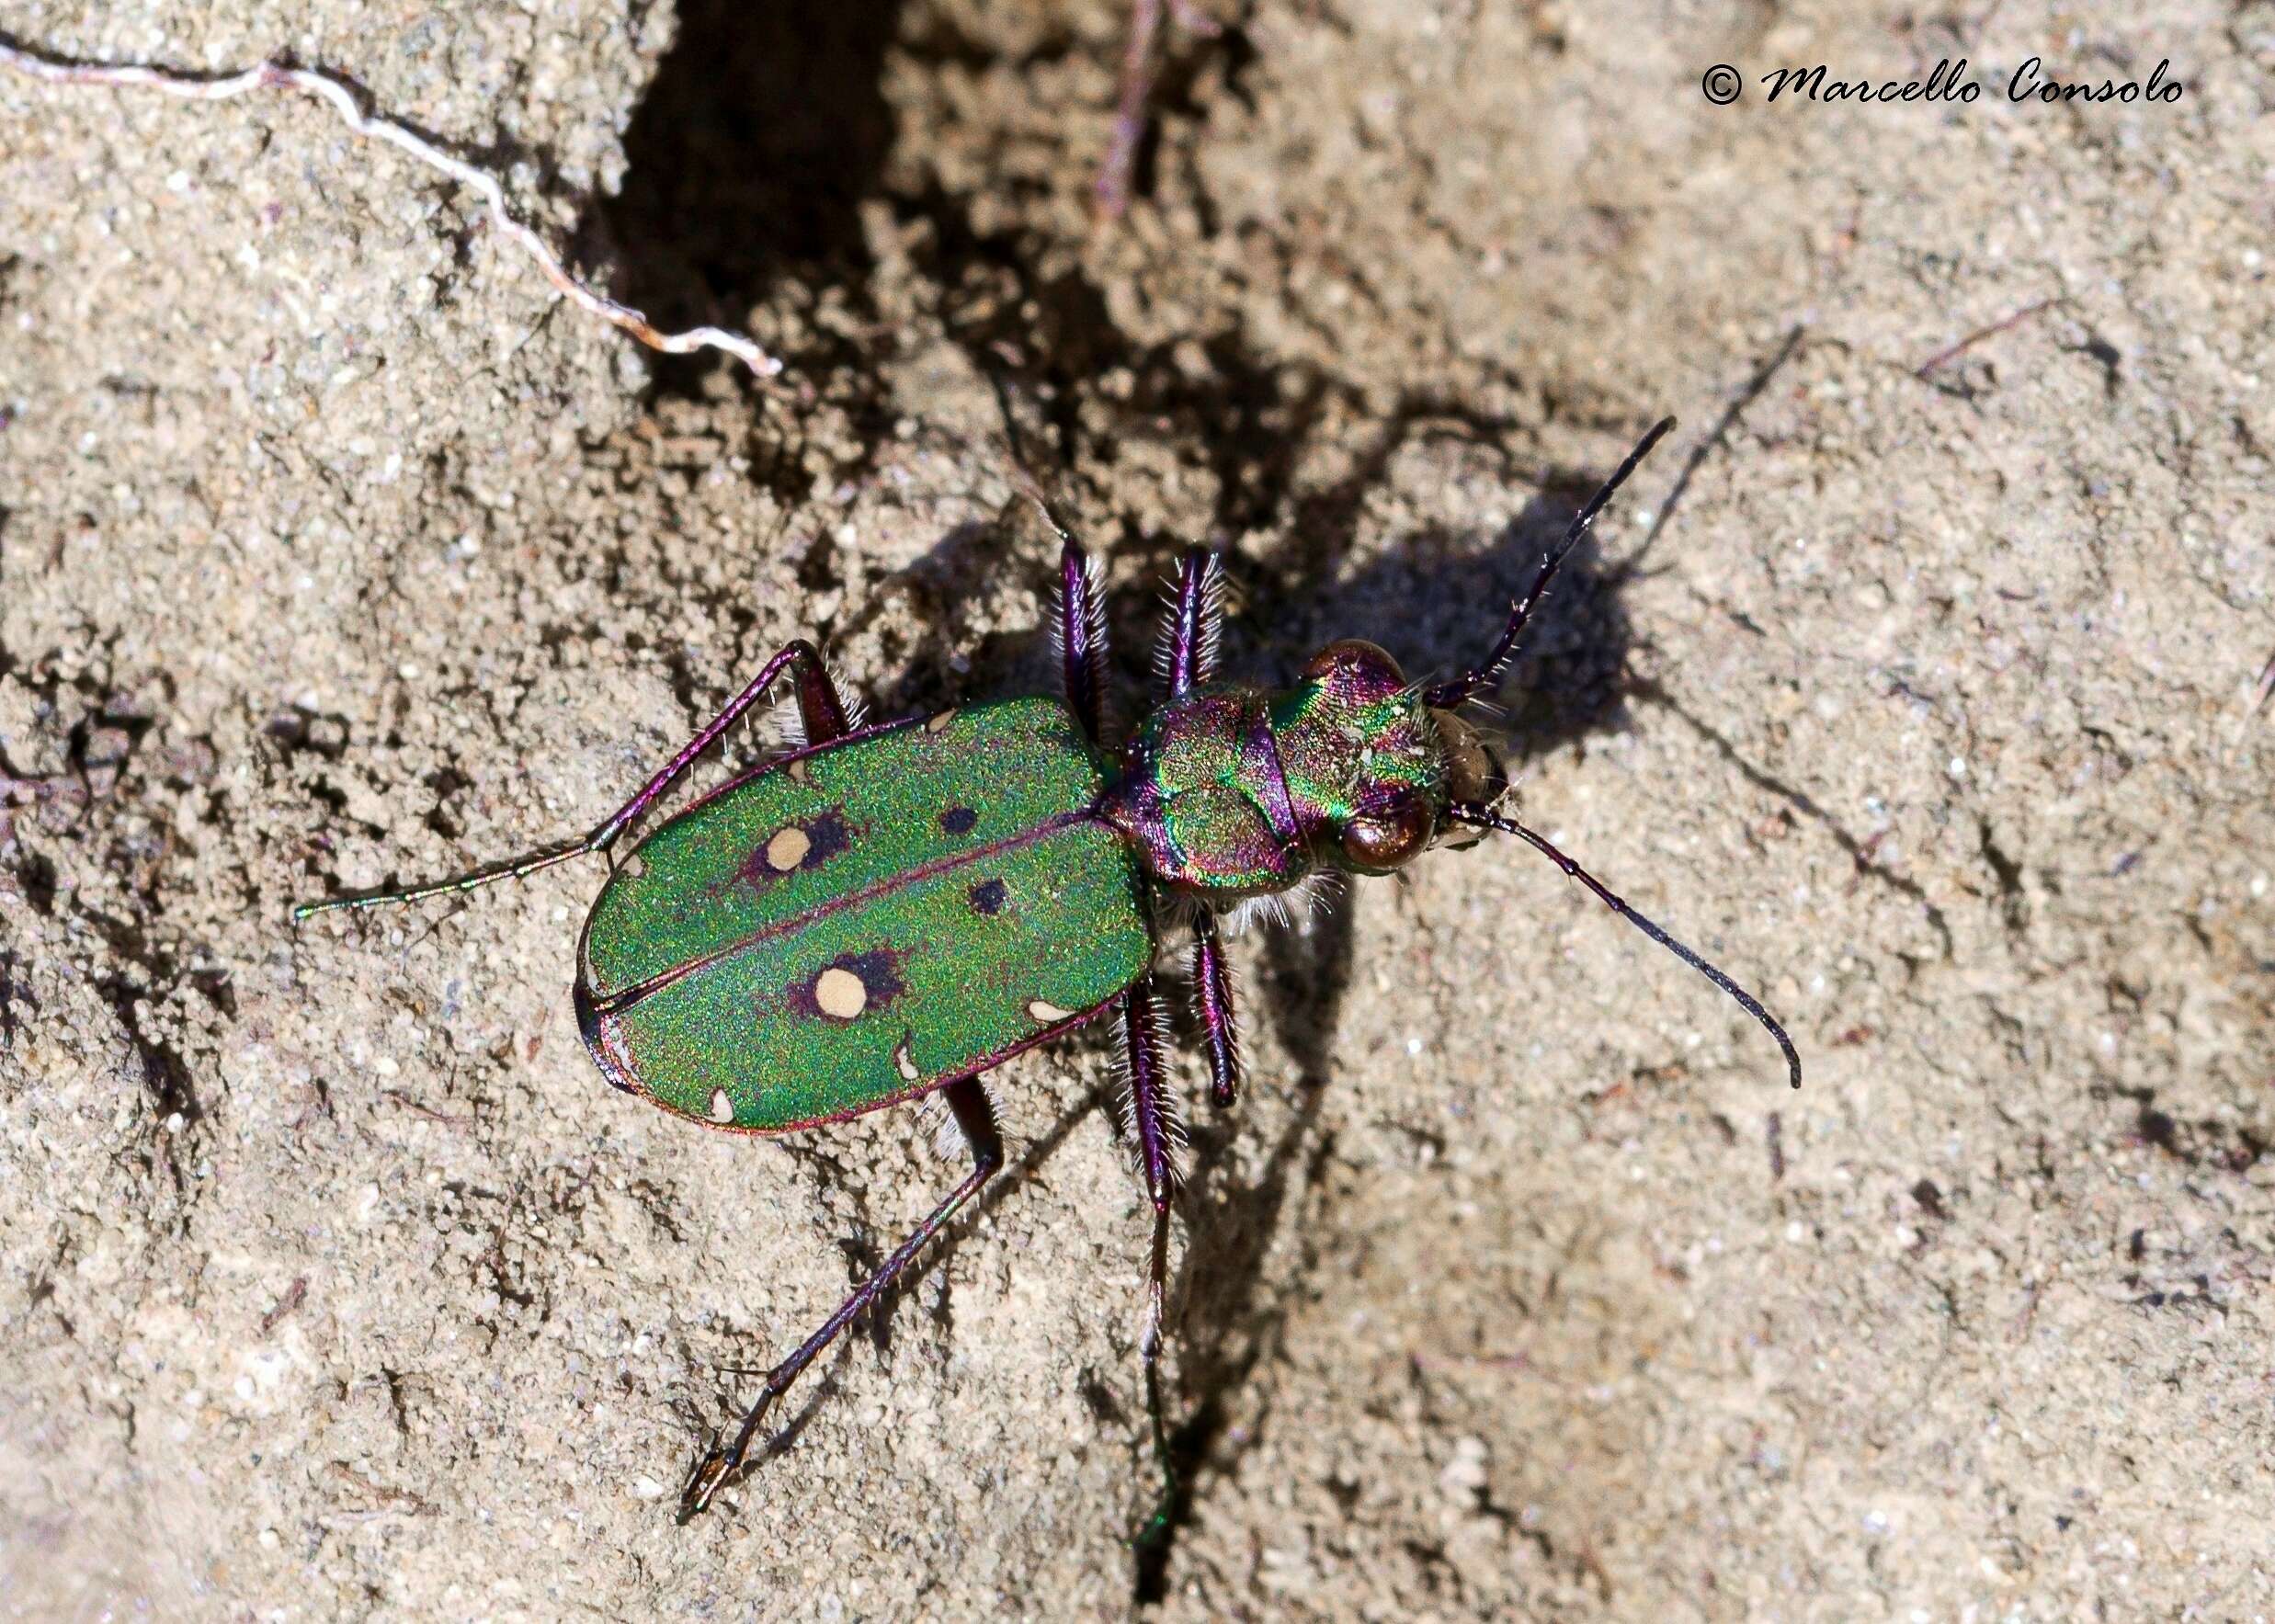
(294, 415, 1802, 1524)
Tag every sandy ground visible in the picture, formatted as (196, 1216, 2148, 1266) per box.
(3, 0, 2271, 1618)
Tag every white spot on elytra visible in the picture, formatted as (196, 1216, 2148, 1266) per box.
(709, 1089, 734, 1123)
(926, 709, 958, 733)
(787, 757, 810, 783)
(894, 1036, 920, 1081)
(1026, 998, 1075, 1023)
(766, 826, 812, 871)
(816, 967, 868, 1020)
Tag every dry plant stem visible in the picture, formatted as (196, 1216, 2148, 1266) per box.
(1094, 0, 1223, 218)
(1913, 295, 2058, 378)
(0, 40, 782, 380)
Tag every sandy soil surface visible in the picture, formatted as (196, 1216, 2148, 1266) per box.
(3, 0, 2271, 1618)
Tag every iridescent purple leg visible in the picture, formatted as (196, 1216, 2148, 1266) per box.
(678, 1076, 1005, 1521)
(1162, 550, 1222, 699)
(1158, 551, 1245, 1108)
(1059, 532, 1111, 744)
(294, 640, 852, 917)
(1120, 972, 1186, 1539)
(1191, 916, 1242, 1107)
(595, 638, 849, 846)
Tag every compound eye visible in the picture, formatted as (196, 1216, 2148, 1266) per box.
(1302, 639, 1405, 687)
(1338, 789, 1434, 871)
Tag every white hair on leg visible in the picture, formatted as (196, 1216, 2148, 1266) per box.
(1105, 993, 1190, 1187)
(1152, 555, 1225, 695)
(762, 660, 866, 754)
(1141, 990, 1189, 1187)
(916, 1078, 995, 1163)
(828, 660, 870, 733)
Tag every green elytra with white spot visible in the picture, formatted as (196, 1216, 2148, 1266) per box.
(577, 698, 1152, 1130)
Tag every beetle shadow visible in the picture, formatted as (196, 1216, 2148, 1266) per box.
(1122, 427, 1645, 1598)
(671, 434, 1649, 1580)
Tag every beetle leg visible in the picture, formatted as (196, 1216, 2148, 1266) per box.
(677, 1075, 1004, 1522)
(293, 640, 852, 918)
(1161, 550, 1223, 698)
(1120, 973, 1187, 1539)
(1058, 531, 1112, 744)
(1190, 909, 1242, 1107)
(592, 637, 850, 848)
(1120, 972, 1182, 1286)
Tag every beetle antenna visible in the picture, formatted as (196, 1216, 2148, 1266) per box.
(1426, 416, 1676, 711)
(290, 832, 600, 921)
(1447, 804, 1802, 1090)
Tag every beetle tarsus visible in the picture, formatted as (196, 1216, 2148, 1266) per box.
(676, 1079, 1005, 1522)
(677, 1404, 775, 1523)
(677, 1446, 734, 1524)
(1132, 1302, 1182, 1550)
(676, 1435, 717, 1524)
(289, 834, 597, 921)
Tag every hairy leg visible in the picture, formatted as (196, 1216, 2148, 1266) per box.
(677, 1076, 1006, 1520)
(295, 640, 853, 917)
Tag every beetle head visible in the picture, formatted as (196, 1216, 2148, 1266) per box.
(1280, 640, 1507, 875)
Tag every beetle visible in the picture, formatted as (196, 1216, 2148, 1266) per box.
(294, 415, 1801, 1525)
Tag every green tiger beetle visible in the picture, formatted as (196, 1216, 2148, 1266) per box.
(294, 415, 1801, 1527)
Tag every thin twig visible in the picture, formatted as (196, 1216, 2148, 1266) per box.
(1913, 295, 2058, 379)
(1093, 0, 1223, 218)
(0, 40, 781, 380)
(260, 1276, 309, 1334)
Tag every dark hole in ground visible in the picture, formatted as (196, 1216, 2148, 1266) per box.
(594, 0, 906, 385)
